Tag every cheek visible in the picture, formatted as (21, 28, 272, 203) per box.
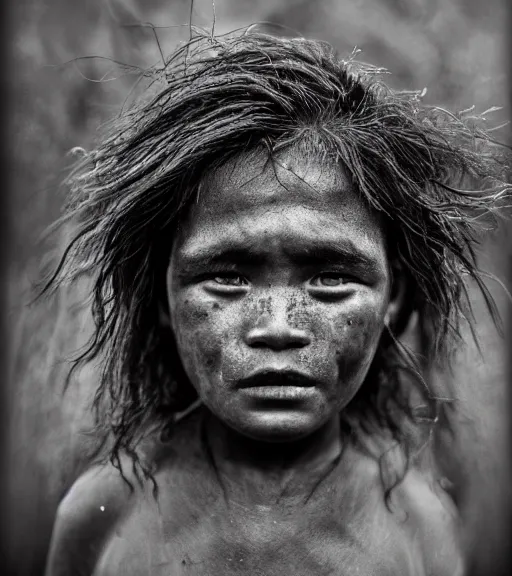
(328, 297, 387, 380)
(171, 294, 228, 389)
(285, 292, 310, 330)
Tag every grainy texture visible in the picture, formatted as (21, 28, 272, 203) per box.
(5, 1, 510, 574)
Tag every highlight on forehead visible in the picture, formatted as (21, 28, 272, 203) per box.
(199, 139, 355, 207)
(173, 142, 386, 272)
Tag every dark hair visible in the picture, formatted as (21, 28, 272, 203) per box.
(43, 28, 510, 493)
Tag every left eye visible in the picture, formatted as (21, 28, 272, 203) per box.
(310, 273, 347, 287)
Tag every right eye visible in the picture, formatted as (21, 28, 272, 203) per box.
(211, 274, 248, 286)
(204, 273, 249, 293)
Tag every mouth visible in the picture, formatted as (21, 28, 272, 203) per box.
(237, 370, 319, 399)
(239, 385, 317, 400)
(237, 370, 318, 390)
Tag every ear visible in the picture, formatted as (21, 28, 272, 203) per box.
(384, 264, 412, 336)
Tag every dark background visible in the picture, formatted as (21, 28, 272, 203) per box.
(2, 1, 511, 574)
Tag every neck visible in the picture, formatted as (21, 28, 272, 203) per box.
(201, 410, 344, 506)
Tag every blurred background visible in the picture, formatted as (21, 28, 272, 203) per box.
(2, 0, 511, 574)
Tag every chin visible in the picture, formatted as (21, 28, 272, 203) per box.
(230, 410, 326, 443)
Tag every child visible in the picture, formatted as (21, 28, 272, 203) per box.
(44, 28, 509, 575)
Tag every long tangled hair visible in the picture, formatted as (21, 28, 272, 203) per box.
(43, 28, 510, 492)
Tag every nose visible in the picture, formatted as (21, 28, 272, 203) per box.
(244, 294, 311, 351)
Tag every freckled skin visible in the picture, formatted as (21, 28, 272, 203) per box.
(45, 148, 463, 576)
(167, 148, 394, 442)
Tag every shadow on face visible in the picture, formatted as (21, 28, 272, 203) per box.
(166, 146, 407, 442)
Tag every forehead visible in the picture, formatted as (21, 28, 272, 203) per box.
(174, 147, 385, 257)
(202, 148, 351, 212)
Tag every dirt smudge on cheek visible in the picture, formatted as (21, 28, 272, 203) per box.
(334, 309, 384, 382)
(191, 309, 209, 322)
(286, 292, 311, 330)
(173, 299, 223, 391)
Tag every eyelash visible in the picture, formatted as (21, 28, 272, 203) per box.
(310, 272, 350, 287)
(203, 270, 354, 290)
(210, 272, 248, 287)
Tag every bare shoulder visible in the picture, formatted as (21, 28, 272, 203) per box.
(346, 436, 464, 576)
(394, 464, 465, 576)
(45, 408, 205, 576)
(44, 458, 141, 576)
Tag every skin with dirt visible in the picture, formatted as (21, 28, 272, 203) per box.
(45, 148, 463, 576)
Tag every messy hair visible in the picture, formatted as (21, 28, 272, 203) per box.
(43, 28, 510, 491)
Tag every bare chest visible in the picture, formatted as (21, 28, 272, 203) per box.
(94, 498, 423, 576)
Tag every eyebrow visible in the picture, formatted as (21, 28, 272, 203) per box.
(291, 242, 379, 266)
(176, 245, 265, 275)
(177, 239, 382, 275)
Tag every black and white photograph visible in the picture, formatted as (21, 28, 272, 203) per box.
(2, 1, 511, 575)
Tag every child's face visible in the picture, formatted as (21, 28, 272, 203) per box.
(167, 147, 400, 442)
